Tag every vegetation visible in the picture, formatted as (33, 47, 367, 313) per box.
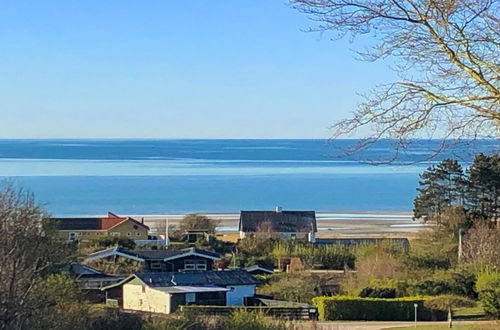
(0, 185, 75, 330)
(178, 214, 217, 234)
(475, 271, 500, 318)
(313, 296, 446, 321)
(259, 273, 320, 303)
(414, 154, 499, 224)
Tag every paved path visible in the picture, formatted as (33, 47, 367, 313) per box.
(314, 320, 498, 329)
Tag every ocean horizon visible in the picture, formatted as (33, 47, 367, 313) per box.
(0, 139, 497, 216)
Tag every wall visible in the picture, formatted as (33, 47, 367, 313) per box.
(109, 220, 148, 239)
(57, 230, 105, 242)
(225, 285, 255, 306)
(123, 283, 171, 314)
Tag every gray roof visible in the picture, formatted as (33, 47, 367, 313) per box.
(104, 269, 260, 290)
(239, 210, 317, 233)
(138, 269, 260, 287)
(87, 247, 220, 262)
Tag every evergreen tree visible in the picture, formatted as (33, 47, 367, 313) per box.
(413, 159, 466, 223)
(467, 153, 500, 223)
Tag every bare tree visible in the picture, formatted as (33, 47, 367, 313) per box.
(0, 184, 72, 330)
(291, 0, 499, 159)
(462, 221, 500, 271)
(255, 220, 278, 239)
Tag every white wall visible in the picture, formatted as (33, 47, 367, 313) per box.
(225, 284, 255, 306)
(123, 283, 171, 314)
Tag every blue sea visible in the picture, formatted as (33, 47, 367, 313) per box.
(0, 139, 497, 216)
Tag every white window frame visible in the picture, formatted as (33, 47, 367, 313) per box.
(184, 259, 207, 271)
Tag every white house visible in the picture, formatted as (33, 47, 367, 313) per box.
(101, 269, 260, 314)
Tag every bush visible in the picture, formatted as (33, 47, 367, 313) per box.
(359, 287, 396, 298)
(259, 274, 319, 303)
(313, 296, 446, 321)
(475, 271, 500, 318)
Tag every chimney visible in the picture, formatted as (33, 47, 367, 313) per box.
(141, 217, 144, 224)
(275, 206, 282, 213)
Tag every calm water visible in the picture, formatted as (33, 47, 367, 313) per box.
(0, 139, 497, 216)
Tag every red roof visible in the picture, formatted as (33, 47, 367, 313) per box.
(52, 212, 150, 231)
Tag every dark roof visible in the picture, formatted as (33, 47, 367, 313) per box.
(135, 269, 260, 287)
(51, 212, 149, 231)
(239, 210, 317, 233)
(87, 247, 220, 262)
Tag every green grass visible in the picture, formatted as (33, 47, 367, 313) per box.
(454, 306, 487, 320)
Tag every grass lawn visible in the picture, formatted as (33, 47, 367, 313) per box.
(454, 306, 487, 320)
(388, 324, 499, 330)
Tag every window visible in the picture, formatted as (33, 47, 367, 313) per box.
(196, 260, 207, 270)
(150, 261, 162, 271)
(68, 232, 77, 242)
(184, 259, 207, 271)
(290, 233, 297, 239)
(110, 232, 120, 237)
(184, 260, 196, 271)
(139, 299, 143, 306)
(185, 293, 196, 303)
(127, 232, 131, 236)
(141, 285, 146, 293)
(136, 232, 141, 236)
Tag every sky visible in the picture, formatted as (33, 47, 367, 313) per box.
(0, 1, 395, 139)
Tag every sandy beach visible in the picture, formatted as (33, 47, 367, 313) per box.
(131, 211, 429, 239)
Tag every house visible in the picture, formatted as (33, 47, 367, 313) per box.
(239, 207, 317, 242)
(51, 212, 150, 242)
(244, 264, 274, 275)
(86, 247, 221, 273)
(59, 263, 123, 302)
(102, 270, 260, 313)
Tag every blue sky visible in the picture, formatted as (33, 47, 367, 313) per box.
(0, 1, 394, 138)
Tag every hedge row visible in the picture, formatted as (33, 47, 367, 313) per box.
(313, 296, 447, 321)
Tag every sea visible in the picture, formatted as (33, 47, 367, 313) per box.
(0, 139, 497, 216)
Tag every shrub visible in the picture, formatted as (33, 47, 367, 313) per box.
(259, 274, 319, 303)
(359, 287, 396, 299)
(222, 309, 286, 330)
(475, 271, 500, 318)
(313, 296, 446, 321)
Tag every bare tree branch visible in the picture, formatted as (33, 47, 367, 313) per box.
(291, 0, 500, 160)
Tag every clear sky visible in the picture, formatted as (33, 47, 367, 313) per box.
(0, 1, 394, 139)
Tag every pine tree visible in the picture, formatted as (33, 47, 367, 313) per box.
(467, 153, 500, 223)
(413, 159, 466, 223)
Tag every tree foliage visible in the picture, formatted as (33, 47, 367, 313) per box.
(467, 153, 500, 221)
(178, 214, 217, 234)
(413, 159, 467, 222)
(292, 0, 499, 158)
(475, 270, 500, 318)
(414, 154, 499, 223)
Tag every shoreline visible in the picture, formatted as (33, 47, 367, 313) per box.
(123, 211, 427, 239)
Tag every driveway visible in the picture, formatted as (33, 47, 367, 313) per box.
(313, 320, 497, 330)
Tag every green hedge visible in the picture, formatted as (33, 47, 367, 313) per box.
(313, 296, 446, 321)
